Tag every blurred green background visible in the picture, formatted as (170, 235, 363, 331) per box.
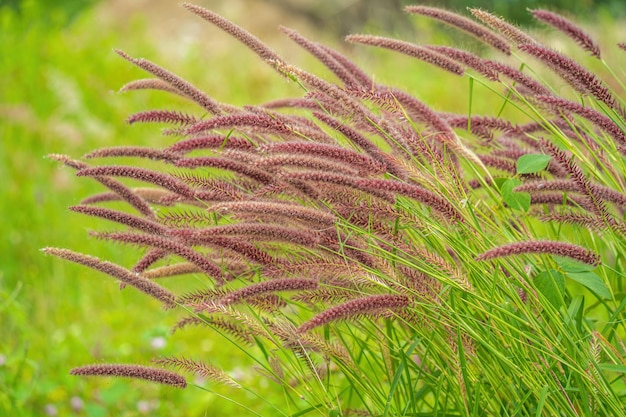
(1, 0, 624, 415)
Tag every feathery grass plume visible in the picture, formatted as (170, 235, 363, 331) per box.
(406, 249, 471, 291)
(292, 287, 361, 306)
(318, 230, 385, 272)
(132, 248, 168, 274)
(619, 43, 626, 52)
(48, 154, 155, 218)
(405, 5, 511, 55)
(357, 178, 465, 223)
(248, 293, 293, 312)
(491, 147, 532, 160)
(515, 180, 626, 208)
(540, 140, 610, 218)
(92, 231, 230, 285)
(172, 233, 280, 266)
(77, 165, 197, 198)
(172, 316, 255, 346)
(183, 112, 290, 136)
(244, 112, 336, 146)
(126, 110, 199, 126)
(312, 111, 407, 178)
(76, 165, 195, 198)
(68, 205, 168, 235)
(529, 192, 595, 211)
(422, 45, 499, 80)
(260, 97, 320, 111)
(115, 188, 185, 206)
(385, 87, 487, 172)
(142, 263, 201, 279)
(41, 248, 175, 306)
(345, 87, 404, 114)
(203, 278, 319, 309)
(468, 8, 536, 46)
(397, 267, 444, 304)
(170, 316, 205, 333)
(334, 202, 402, 244)
(122, 248, 170, 290)
(84, 146, 180, 162)
(477, 154, 517, 174)
(279, 26, 360, 87)
(345, 35, 465, 76)
(316, 43, 373, 87)
(173, 189, 231, 205)
(166, 135, 254, 153)
(260, 141, 386, 175)
(535, 95, 626, 146)
(176, 287, 227, 305)
(273, 62, 381, 129)
(210, 201, 337, 227)
(78, 189, 143, 205)
(530, 9, 601, 59)
(171, 174, 247, 198)
(171, 223, 322, 248)
(119, 78, 184, 96)
(482, 60, 553, 96)
(158, 209, 217, 228)
(280, 171, 395, 202)
(517, 118, 569, 135)
(264, 258, 371, 282)
(115, 50, 222, 114)
(255, 154, 360, 176)
(538, 213, 607, 231)
(475, 240, 601, 266)
(221, 149, 259, 164)
(181, 3, 283, 66)
(268, 319, 354, 365)
(297, 294, 411, 333)
(518, 43, 617, 110)
(71, 364, 186, 388)
(444, 114, 519, 140)
(175, 156, 275, 185)
(154, 356, 240, 388)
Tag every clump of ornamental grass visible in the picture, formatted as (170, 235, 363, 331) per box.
(46, 3, 626, 416)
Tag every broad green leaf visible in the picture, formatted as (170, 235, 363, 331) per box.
(501, 178, 531, 211)
(567, 271, 611, 299)
(517, 154, 551, 174)
(554, 256, 596, 273)
(534, 269, 565, 309)
(493, 177, 508, 189)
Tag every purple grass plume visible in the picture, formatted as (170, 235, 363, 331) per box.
(518, 43, 616, 110)
(530, 9, 601, 58)
(468, 8, 536, 46)
(42, 247, 176, 306)
(405, 5, 511, 55)
(476, 240, 601, 266)
(153, 356, 240, 388)
(297, 294, 411, 333)
(70, 364, 186, 388)
(345, 35, 465, 76)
